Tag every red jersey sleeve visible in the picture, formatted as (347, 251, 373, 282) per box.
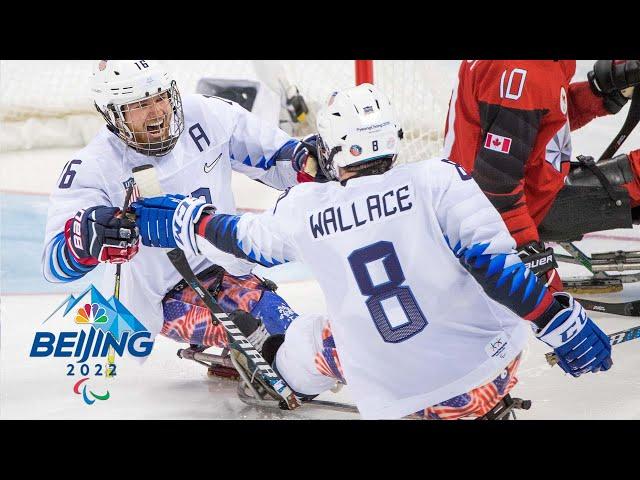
(466, 60, 551, 245)
(558, 61, 610, 131)
(567, 81, 611, 131)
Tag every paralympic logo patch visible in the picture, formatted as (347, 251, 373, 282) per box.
(73, 377, 110, 405)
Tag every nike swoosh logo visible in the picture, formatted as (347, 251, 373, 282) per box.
(204, 153, 222, 173)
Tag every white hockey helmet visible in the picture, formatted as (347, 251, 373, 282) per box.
(316, 83, 402, 180)
(90, 60, 184, 156)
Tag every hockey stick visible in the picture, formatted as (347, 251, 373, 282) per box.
(131, 165, 302, 411)
(113, 183, 136, 298)
(177, 347, 359, 414)
(236, 386, 358, 414)
(545, 323, 640, 366)
(599, 86, 640, 161)
(573, 297, 640, 317)
(107, 172, 139, 377)
(165, 248, 301, 410)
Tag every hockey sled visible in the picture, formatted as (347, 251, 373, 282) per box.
(177, 345, 532, 419)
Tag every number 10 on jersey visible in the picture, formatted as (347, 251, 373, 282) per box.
(348, 241, 428, 343)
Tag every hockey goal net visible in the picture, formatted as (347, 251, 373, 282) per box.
(0, 60, 459, 163)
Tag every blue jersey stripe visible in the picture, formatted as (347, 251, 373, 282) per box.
(48, 232, 95, 282)
(452, 240, 550, 320)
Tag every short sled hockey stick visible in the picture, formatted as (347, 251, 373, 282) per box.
(114, 181, 136, 299)
(177, 347, 359, 415)
(599, 86, 640, 161)
(545, 323, 640, 366)
(132, 165, 302, 410)
(574, 297, 640, 317)
(166, 248, 301, 410)
(107, 172, 138, 377)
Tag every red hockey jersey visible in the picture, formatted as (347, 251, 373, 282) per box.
(443, 60, 610, 246)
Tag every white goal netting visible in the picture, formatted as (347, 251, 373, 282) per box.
(0, 60, 460, 162)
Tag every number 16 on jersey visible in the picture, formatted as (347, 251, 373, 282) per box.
(348, 241, 428, 343)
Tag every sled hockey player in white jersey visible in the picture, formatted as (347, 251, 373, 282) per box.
(42, 60, 320, 357)
(132, 83, 614, 419)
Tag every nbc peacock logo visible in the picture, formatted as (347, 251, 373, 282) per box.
(75, 303, 109, 324)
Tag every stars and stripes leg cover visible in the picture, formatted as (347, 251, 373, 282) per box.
(161, 271, 298, 346)
(416, 354, 522, 420)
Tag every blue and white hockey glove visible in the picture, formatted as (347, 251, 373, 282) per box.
(536, 292, 613, 377)
(131, 195, 185, 248)
(129, 194, 181, 248)
(171, 196, 215, 255)
(131, 195, 214, 254)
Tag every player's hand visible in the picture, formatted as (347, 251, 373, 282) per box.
(171, 196, 215, 255)
(517, 241, 563, 293)
(588, 60, 640, 114)
(65, 206, 139, 264)
(292, 134, 329, 183)
(535, 292, 613, 377)
(131, 195, 215, 254)
(131, 195, 185, 248)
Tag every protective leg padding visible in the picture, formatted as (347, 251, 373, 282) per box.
(161, 271, 298, 347)
(415, 353, 522, 420)
(538, 185, 632, 242)
(274, 314, 341, 396)
(161, 271, 229, 347)
(565, 154, 634, 188)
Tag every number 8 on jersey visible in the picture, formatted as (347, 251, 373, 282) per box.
(348, 241, 428, 343)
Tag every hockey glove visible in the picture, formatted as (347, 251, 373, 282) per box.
(171, 196, 215, 255)
(517, 241, 562, 293)
(292, 135, 329, 183)
(535, 292, 613, 377)
(131, 195, 215, 254)
(588, 60, 640, 114)
(65, 206, 139, 264)
(130, 195, 185, 248)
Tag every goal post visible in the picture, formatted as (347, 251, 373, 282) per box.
(355, 60, 374, 85)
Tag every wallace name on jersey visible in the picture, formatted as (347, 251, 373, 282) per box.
(308, 183, 413, 240)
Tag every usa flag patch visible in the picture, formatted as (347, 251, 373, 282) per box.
(484, 132, 512, 154)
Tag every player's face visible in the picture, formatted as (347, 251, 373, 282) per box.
(121, 91, 173, 145)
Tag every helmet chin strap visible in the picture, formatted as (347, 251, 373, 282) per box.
(322, 146, 342, 181)
(318, 134, 343, 181)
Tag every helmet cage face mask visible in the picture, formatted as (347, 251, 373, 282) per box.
(317, 133, 342, 181)
(96, 80, 184, 156)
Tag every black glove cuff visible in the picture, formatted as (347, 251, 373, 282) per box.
(517, 241, 558, 277)
(587, 70, 605, 97)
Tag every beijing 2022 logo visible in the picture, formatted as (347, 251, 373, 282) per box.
(30, 285, 154, 405)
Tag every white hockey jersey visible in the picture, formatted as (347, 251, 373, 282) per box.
(43, 94, 300, 337)
(196, 158, 561, 419)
